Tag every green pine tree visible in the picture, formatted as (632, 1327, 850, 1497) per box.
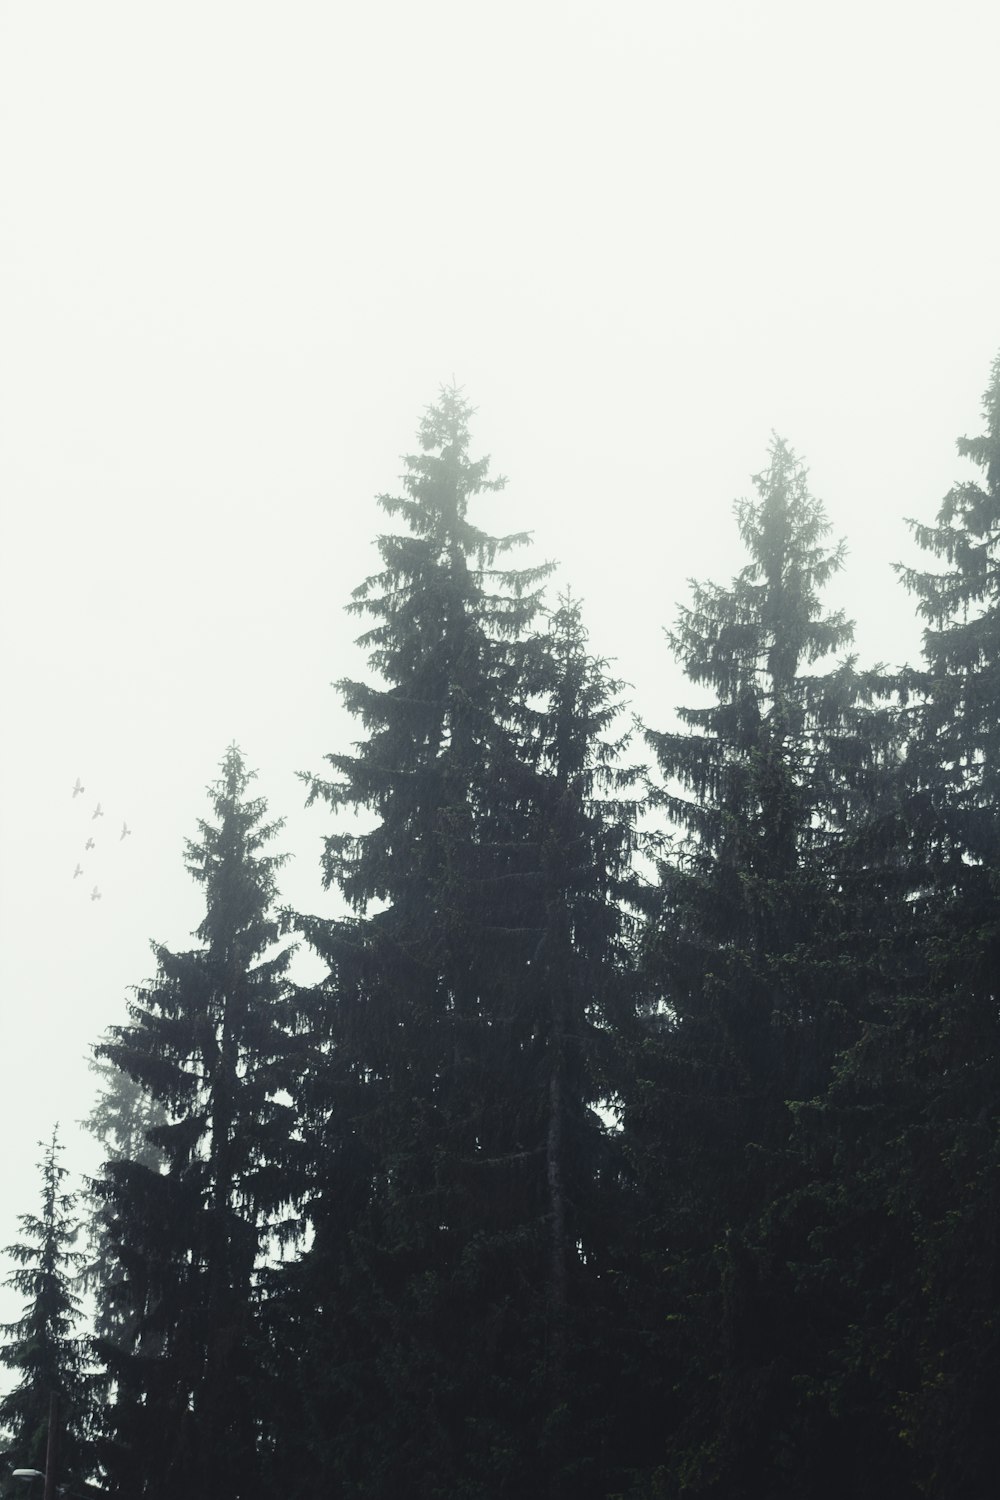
(0, 1128, 94, 1492)
(287, 394, 647, 1498)
(811, 353, 1000, 1499)
(286, 388, 555, 1498)
(625, 438, 899, 1497)
(92, 747, 301, 1500)
(894, 355, 1000, 1495)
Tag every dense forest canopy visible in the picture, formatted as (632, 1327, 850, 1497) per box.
(2, 353, 999, 1500)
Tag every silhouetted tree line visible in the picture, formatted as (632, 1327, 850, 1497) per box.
(3, 353, 998, 1500)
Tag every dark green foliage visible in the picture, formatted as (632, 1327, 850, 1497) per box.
(0, 1129, 94, 1491)
(491, 594, 648, 1497)
(624, 438, 907, 1496)
(91, 747, 301, 1500)
(643, 439, 887, 1076)
(897, 353, 1000, 920)
(635, 437, 876, 1201)
(284, 389, 557, 1498)
(285, 395, 644, 1498)
(802, 354, 1000, 1499)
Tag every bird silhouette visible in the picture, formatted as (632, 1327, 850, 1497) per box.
(92, 803, 103, 819)
(72, 778, 84, 798)
(73, 864, 83, 879)
(90, 886, 102, 901)
(85, 837, 95, 851)
(120, 822, 131, 841)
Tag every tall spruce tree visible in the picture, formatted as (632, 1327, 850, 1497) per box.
(625, 438, 899, 1497)
(287, 389, 553, 1498)
(897, 351, 1000, 930)
(637, 436, 869, 1173)
(891, 354, 1000, 1494)
(284, 395, 643, 1498)
(0, 1128, 93, 1492)
(92, 747, 300, 1500)
(808, 353, 1000, 1498)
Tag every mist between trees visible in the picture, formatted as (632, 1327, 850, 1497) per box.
(3, 353, 999, 1500)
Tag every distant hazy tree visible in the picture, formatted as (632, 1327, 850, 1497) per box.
(92, 747, 301, 1500)
(85, 1051, 169, 1170)
(0, 1127, 94, 1491)
(80, 1049, 168, 1347)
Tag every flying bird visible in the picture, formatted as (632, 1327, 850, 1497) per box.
(91, 886, 102, 902)
(92, 803, 103, 819)
(73, 864, 83, 879)
(85, 837, 95, 851)
(120, 822, 131, 841)
(72, 778, 84, 798)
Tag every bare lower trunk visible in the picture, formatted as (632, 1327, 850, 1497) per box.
(547, 1020, 569, 1500)
(42, 1390, 58, 1500)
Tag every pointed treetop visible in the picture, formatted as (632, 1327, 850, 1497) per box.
(377, 387, 508, 544)
(417, 384, 477, 454)
(182, 744, 288, 953)
(955, 350, 1000, 493)
(899, 350, 1000, 627)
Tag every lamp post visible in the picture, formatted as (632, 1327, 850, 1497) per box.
(43, 1391, 58, 1500)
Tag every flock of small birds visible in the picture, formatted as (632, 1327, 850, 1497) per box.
(71, 777, 131, 901)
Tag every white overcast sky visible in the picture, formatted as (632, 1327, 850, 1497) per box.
(1, 0, 997, 1347)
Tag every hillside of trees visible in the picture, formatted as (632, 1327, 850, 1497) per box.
(2, 353, 998, 1500)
